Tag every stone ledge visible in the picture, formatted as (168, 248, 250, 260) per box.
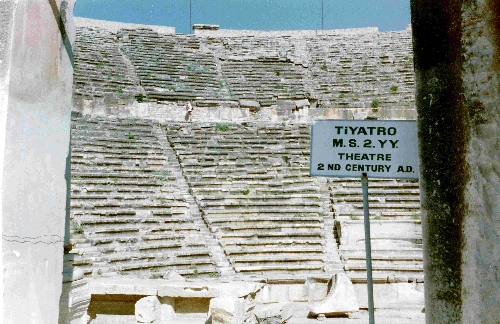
(89, 278, 264, 298)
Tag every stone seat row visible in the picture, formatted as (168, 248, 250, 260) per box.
(71, 200, 188, 210)
(72, 129, 159, 138)
(192, 186, 321, 196)
(185, 172, 311, 182)
(169, 136, 311, 145)
(187, 180, 316, 190)
(71, 157, 167, 166)
(198, 200, 322, 210)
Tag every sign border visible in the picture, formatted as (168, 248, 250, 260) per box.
(310, 119, 420, 180)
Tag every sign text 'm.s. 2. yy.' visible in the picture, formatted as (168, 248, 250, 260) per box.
(310, 120, 419, 179)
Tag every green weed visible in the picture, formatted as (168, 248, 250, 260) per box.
(371, 98, 379, 108)
(214, 123, 232, 132)
(72, 221, 84, 234)
(135, 93, 145, 103)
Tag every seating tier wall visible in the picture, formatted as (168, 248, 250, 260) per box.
(69, 118, 423, 283)
(72, 25, 415, 112)
(70, 116, 219, 278)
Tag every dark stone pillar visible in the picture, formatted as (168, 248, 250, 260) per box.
(411, 0, 500, 323)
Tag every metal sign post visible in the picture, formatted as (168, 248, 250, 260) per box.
(310, 119, 419, 324)
(362, 172, 375, 324)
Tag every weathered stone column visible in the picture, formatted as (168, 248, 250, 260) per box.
(411, 0, 500, 323)
(1, 0, 75, 323)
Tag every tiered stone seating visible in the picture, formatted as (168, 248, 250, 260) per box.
(306, 30, 415, 108)
(73, 24, 415, 110)
(220, 57, 308, 106)
(166, 122, 337, 277)
(120, 29, 229, 104)
(73, 27, 141, 100)
(70, 116, 219, 278)
(329, 178, 423, 283)
(204, 35, 298, 59)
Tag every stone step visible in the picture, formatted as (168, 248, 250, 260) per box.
(205, 215, 323, 225)
(234, 264, 324, 273)
(224, 246, 324, 255)
(347, 272, 424, 284)
(219, 231, 324, 241)
(214, 223, 324, 233)
(344, 263, 423, 272)
(202, 209, 322, 217)
(229, 254, 324, 264)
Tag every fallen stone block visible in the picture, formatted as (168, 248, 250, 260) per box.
(135, 296, 161, 323)
(308, 272, 359, 317)
(254, 302, 295, 324)
(208, 296, 246, 324)
(239, 100, 261, 111)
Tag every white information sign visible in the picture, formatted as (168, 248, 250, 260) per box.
(310, 120, 419, 179)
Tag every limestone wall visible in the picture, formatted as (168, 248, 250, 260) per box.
(1, 0, 75, 323)
(459, 1, 500, 322)
(74, 17, 175, 34)
(411, 0, 500, 322)
(194, 26, 380, 37)
(72, 100, 417, 123)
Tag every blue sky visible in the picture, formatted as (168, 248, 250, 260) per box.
(74, 0, 411, 34)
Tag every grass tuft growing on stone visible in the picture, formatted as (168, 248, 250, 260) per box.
(214, 123, 232, 132)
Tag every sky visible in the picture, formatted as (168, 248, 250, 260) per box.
(74, 0, 411, 35)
